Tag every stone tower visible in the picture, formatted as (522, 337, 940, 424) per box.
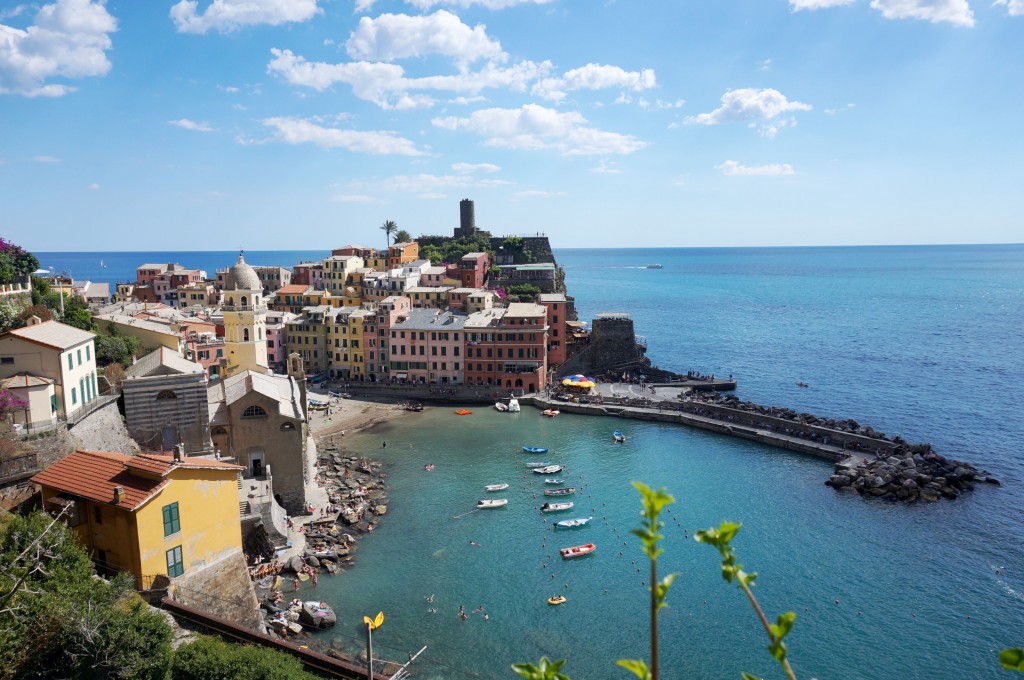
(457, 198, 476, 238)
(221, 252, 269, 377)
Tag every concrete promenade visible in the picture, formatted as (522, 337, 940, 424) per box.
(522, 391, 871, 465)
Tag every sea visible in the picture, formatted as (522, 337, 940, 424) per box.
(36, 245, 1024, 679)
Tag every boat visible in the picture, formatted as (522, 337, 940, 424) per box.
(522, 446, 548, 454)
(560, 543, 596, 559)
(533, 465, 564, 474)
(494, 402, 509, 412)
(797, 382, 809, 388)
(455, 409, 472, 415)
(424, 464, 435, 471)
(544, 478, 566, 484)
(555, 516, 593, 529)
(543, 487, 575, 496)
(646, 264, 664, 269)
(541, 409, 560, 417)
(547, 595, 567, 605)
(406, 402, 424, 412)
(541, 501, 574, 513)
(485, 483, 509, 491)
(613, 431, 626, 443)
(525, 460, 551, 468)
(477, 498, 508, 508)
(507, 398, 521, 413)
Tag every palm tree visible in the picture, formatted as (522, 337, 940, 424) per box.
(394, 229, 412, 244)
(380, 220, 398, 248)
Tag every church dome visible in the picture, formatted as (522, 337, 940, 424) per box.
(224, 253, 262, 291)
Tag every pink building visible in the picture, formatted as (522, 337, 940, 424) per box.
(372, 296, 411, 382)
(265, 310, 294, 372)
(459, 252, 490, 289)
(388, 309, 467, 385)
(538, 293, 567, 369)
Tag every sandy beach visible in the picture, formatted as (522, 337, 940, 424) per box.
(305, 385, 415, 440)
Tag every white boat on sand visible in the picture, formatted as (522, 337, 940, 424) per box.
(477, 498, 508, 509)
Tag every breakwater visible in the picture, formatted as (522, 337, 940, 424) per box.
(522, 391, 995, 501)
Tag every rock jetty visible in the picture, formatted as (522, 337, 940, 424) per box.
(827, 445, 1000, 502)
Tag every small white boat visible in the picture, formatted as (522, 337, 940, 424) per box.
(543, 487, 575, 496)
(555, 516, 593, 529)
(541, 501, 574, 513)
(477, 498, 508, 509)
(533, 465, 564, 474)
(495, 402, 509, 412)
(541, 409, 560, 417)
(485, 483, 509, 492)
(523, 446, 548, 454)
(508, 398, 521, 413)
(613, 431, 626, 443)
(544, 478, 566, 484)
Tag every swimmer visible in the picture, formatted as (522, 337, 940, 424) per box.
(473, 605, 484, 613)
(470, 541, 481, 547)
(425, 594, 434, 602)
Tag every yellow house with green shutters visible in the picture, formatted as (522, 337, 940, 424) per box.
(31, 449, 244, 588)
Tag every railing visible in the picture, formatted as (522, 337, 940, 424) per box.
(66, 394, 119, 426)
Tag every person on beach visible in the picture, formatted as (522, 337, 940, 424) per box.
(293, 577, 300, 591)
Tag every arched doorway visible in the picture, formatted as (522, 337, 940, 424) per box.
(246, 447, 265, 477)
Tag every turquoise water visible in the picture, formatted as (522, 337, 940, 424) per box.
(38, 245, 1024, 678)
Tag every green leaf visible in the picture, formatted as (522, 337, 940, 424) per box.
(654, 572, 679, 610)
(615, 658, 651, 680)
(740, 673, 763, 680)
(512, 657, 570, 680)
(1000, 648, 1024, 671)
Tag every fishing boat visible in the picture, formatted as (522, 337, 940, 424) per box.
(544, 478, 566, 484)
(555, 516, 593, 529)
(646, 264, 663, 269)
(494, 402, 508, 412)
(406, 402, 424, 412)
(477, 498, 508, 509)
(540, 501, 574, 513)
(455, 409, 472, 415)
(485, 483, 509, 491)
(525, 460, 551, 468)
(533, 464, 564, 474)
(543, 487, 575, 496)
(507, 398, 521, 413)
(541, 409, 560, 417)
(547, 595, 567, 605)
(559, 543, 596, 559)
(613, 431, 626, 443)
(522, 446, 548, 454)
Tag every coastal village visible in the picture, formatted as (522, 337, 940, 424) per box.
(0, 200, 997, 678)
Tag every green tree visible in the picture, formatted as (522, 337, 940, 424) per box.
(0, 300, 19, 332)
(380, 220, 398, 248)
(95, 333, 141, 367)
(1002, 648, 1024, 672)
(59, 294, 93, 331)
(420, 244, 442, 264)
(394, 229, 412, 244)
(172, 635, 322, 680)
(0, 238, 40, 285)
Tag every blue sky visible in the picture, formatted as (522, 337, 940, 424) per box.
(1, 0, 1022, 251)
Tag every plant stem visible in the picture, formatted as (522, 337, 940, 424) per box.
(738, 577, 798, 680)
(650, 558, 658, 680)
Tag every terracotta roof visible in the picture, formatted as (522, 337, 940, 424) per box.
(0, 372, 54, 388)
(2, 320, 95, 350)
(30, 450, 242, 512)
(275, 284, 311, 295)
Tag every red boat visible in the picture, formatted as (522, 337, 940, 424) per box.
(559, 543, 596, 559)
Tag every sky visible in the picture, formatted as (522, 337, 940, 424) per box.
(1, 0, 1022, 251)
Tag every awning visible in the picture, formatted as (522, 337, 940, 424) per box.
(395, 373, 408, 379)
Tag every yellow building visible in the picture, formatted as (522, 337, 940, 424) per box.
(325, 307, 369, 380)
(322, 255, 365, 296)
(387, 241, 420, 268)
(31, 449, 244, 588)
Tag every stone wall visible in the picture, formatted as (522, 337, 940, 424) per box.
(169, 549, 265, 632)
(124, 374, 211, 453)
(68, 399, 140, 455)
(559, 316, 646, 378)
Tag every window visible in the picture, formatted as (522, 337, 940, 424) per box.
(156, 390, 176, 400)
(243, 328, 250, 342)
(166, 546, 184, 578)
(77, 349, 82, 366)
(71, 387, 77, 405)
(162, 502, 181, 536)
(68, 354, 74, 370)
(216, 349, 223, 358)
(0, 357, 13, 365)
(94, 505, 103, 524)
(281, 422, 296, 431)
(432, 346, 437, 356)
(242, 405, 268, 418)
(268, 340, 274, 348)
(86, 345, 91, 361)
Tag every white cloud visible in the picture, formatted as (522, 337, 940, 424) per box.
(994, 0, 1024, 16)
(31, 155, 62, 163)
(0, 0, 117, 97)
(638, 97, 685, 111)
(345, 172, 512, 195)
(512, 190, 567, 199)
(753, 115, 798, 139)
(331, 194, 380, 203)
(687, 88, 811, 128)
(789, 0, 855, 10)
(170, 0, 321, 34)
(591, 159, 621, 174)
(354, 0, 377, 12)
(869, 0, 974, 26)
(88, 182, 99, 190)
(757, 58, 773, 71)
(452, 162, 500, 173)
(255, 117, 426, 156)
(533, 63, 656, 102)
(716, 160, 795, 176)
(406, 0, 554, 8)
(433, 103, 647, 156)
(169, 118, 216, 132)
(346, 11, 506, 67)
(450, 95, 486, 105)
(267, 47, 547, 109)
(219, 85, 239, 93)
(0, 5, 29, 21)
(824, 102, 856, 114)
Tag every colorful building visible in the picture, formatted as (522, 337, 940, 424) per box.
(31, 449, 244, 588)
